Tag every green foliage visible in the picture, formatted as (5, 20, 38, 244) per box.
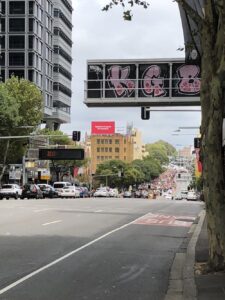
(145, 143, 169, 165)
(4, 76, 43, 127)
(155, 140, 177, 156)
(0, 77, 43, 170)
(38, 129, 73, 146)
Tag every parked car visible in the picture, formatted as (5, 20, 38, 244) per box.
(187, 191, 198, 201)
(21, 184, 43, 199)
(37, 184, 58, 198)
(53, 182, 72, 195)
(0, 184, 22, 199)
(123, 191, 132, 198)
(60, 186, 80, 198)
(109, 188, 119, 197)
(93, 188, 110, 197)
(164, 193, 172, 200)
(134, 190, 141, 198)
(181, 190, 188, 199)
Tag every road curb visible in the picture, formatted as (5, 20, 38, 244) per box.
(165, 209, 206, 300)
(183, 209, 206, 300)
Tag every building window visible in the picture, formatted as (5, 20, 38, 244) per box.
(1, 36, 5, 49)
(9, 2, 25, 14)
(0, 53, 5, 66)
(115, 148, 119, 153)
(28, 70, 33, 81)
(115, 156, 119, 159)
(9, 18, 25, 32)
(104, 139, 108, 144)
(29, 36, 34, 49)
(9, 53, 25, 66)
(1, 18, 5, 32)
(97, 139, 100, 144)
(101, 147, 104, 152)
(97, 148, 100, 152)
(115, 139, 120, 144)
(9, 69, 24, 78)
(29, 18, 34, 32)
(105, 148, 108, 152)
(9, 36, 25, 49)
(109, 140, 112, 144)
(28, 53, 34, 66)
(29, 1, 34, 14)
(109, 148, 112, 152)
(1, 2, 5, 14)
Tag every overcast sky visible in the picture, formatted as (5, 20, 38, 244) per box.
(62, 0, 201, 148)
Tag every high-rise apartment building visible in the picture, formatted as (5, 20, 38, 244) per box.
(0, 0, 73, 129)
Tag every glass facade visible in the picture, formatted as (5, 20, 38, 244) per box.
(1, 0, 73, 128)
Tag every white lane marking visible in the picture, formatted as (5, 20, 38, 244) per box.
(42, 220, 62, 226)
(0, 213, 149, 295)
(34, 208, 51, 213)
(94, 210, 103, 213)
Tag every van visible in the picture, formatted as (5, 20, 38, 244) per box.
(53, 182, 72, 195)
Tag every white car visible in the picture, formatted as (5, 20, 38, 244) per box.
(60, 186, 80, 198)
(0, 184, 22, 199)
(187, 191, 197, 201)
(109, 188, 119, 197)
(93, 188, 110, 197)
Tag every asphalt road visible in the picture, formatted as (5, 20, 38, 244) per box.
(0, 197, 203, 300)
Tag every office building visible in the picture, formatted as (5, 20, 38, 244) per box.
(0, 0, 73, 129)
(90, 134, 134, 174)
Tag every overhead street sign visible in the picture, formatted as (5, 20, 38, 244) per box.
(84, 58, 201, 107)
(39, 149, 85, 160)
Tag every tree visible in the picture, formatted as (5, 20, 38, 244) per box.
(145, 143, 169, 165)
(103, 1, 225, 270)
(0, 77, 43, 182)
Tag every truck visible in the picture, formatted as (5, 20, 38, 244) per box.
(174, 172, 191, 200)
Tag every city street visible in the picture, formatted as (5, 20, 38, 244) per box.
(0, 197, 203, 300)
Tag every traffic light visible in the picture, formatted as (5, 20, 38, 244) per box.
(194, 137, 201, 148)
(72, 131, 81, 141)
(141, 107, 150, 120)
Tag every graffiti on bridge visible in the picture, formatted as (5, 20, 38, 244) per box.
(87, 63, 201, 99)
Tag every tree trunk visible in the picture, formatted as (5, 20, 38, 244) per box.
(0, 140, 10, 184)
(200, 1, 225, 270)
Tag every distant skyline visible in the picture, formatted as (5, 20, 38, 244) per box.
(62, 0, 201, 148)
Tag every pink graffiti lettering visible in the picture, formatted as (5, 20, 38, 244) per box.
(143, 65, 166, 97)
(177, 65, 201, 94)
(108, 66, 135, 97)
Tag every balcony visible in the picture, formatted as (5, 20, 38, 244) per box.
(50, 107, 71, 123)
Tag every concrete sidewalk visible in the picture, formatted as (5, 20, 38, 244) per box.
(195, 213, 225, 300)
(165, 208, 225, 300)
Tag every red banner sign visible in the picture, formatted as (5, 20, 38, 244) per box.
(91, 121, 115, 135)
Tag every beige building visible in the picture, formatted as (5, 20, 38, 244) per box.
(178, 146, 193, 158)
(89, 129, 147, 173)
(131, 129, 148, 160)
